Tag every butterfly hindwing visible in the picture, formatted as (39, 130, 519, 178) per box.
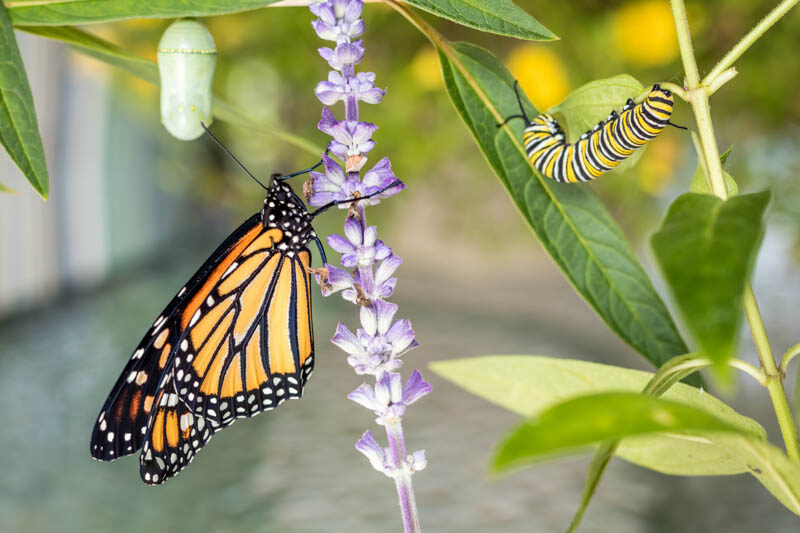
(172, 243, 315, 425)
(139, 371, 233, 485)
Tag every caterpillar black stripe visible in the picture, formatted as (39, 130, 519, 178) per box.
(501, 83, 674, 183)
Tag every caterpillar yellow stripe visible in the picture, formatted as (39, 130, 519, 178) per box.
(507, 84, 674, 183)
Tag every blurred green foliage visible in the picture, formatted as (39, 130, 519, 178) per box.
(89, 0, 800, 249)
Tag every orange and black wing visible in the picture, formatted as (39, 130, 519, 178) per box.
(139, 370, 233, 485)
(171, 242, 315, 425)
(90, 214, 263, 461)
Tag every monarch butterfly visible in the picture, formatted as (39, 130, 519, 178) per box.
(157, 19, 217, 141)
(90, 128, 401, 485)
(500, 82, 676, 183)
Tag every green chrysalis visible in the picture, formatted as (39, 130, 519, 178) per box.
(157, 19, 217, 141)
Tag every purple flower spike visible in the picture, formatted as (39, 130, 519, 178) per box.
(310, 1, 425, 529)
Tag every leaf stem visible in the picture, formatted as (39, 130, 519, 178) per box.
(670, 0, 800, 462)
(702, 0, 800, 87)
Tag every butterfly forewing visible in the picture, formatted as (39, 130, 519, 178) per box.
(172, 240, 315, 425)
(90, 214, 262, 461)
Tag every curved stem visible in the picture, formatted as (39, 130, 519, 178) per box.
(705, 67, 738, 96)
(729, 358, 768, 386)
(779, 342, 800, 376)
(703, 0, 800, 87)
(671, 0, 800, 463)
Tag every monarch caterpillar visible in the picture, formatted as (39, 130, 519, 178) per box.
(501, 82, 676, 183)
(158, 19, 217, 141)
(90, 128, 401, 485)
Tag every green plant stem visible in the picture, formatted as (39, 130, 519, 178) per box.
(670, 0, 800, 463)
(743, 286, 800, 461)
(703, 0, 800, 87)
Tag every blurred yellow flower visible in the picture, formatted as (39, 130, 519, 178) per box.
(409, 47, 443, 91)
(506, 45, 569, 111)
(613, 0, 678, 67)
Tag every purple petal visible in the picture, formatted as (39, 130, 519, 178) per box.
(362, 225, 377, 247)
(410, 450, 427, 472)
(343, 0, 363, 22)
(327, 264, 355, 290)
(310, 2, 335, 24)
(360, 304, 378, 336)
(344, 217, 363, 246)
(331, 323, 363, 356)
(355, 430, 388, 474)
(318, 107, 339, 136)
(402, 369, 432, 406)
(327, 233, 355, 254)
(386, 319, 417, 355)
(331, 0, 350, 18)
(359, 87, 386, 105)
(363, 158, 394, 187)
(375, 254, 403, 285)
(377, 277, 397, 299)
(348, 383, 379, 410)
(374, 371, 402, 407)
(340, 254, 358, 269)
(374, 241, 391, 261)
(311, 20, 338, 41)
(373, 299, 398, 334)
(318, 46, 336, 64)
(315, 83, 344, 106)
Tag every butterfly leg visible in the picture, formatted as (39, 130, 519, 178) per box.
(309, 179, 403, 219)
(277, 143, 332, 182)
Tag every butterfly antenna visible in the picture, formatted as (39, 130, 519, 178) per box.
(201, 122, 268, 190)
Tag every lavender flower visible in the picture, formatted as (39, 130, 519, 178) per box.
(309, 2, 429, 531)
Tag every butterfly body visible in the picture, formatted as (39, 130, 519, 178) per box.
(91, 178, 317, 485)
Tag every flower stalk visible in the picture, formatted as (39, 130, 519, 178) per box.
(308, 1, 430, 530)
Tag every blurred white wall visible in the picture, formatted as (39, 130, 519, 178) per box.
(0, 32, 112, 316)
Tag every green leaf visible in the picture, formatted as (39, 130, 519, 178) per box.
(713, 434, 800, 516)
(550, 74, 642, 142)
(492, 392, 746, 472)
(8, 1, 280, 26)
(23, 26, 320, 156)
(549, 74, 646, 172)
(404, 0, 556, 41)
(567, 354, 712, 533)
(651, 192, 770, 377)
(429, 355, 765, 475)
(0, 3, 48, 198)
(0, 182, 16, 193)
(689, 145, 738, 196)
(438, 42, 695, 383)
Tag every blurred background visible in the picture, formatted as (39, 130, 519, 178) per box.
(1, 1, 799, 531)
